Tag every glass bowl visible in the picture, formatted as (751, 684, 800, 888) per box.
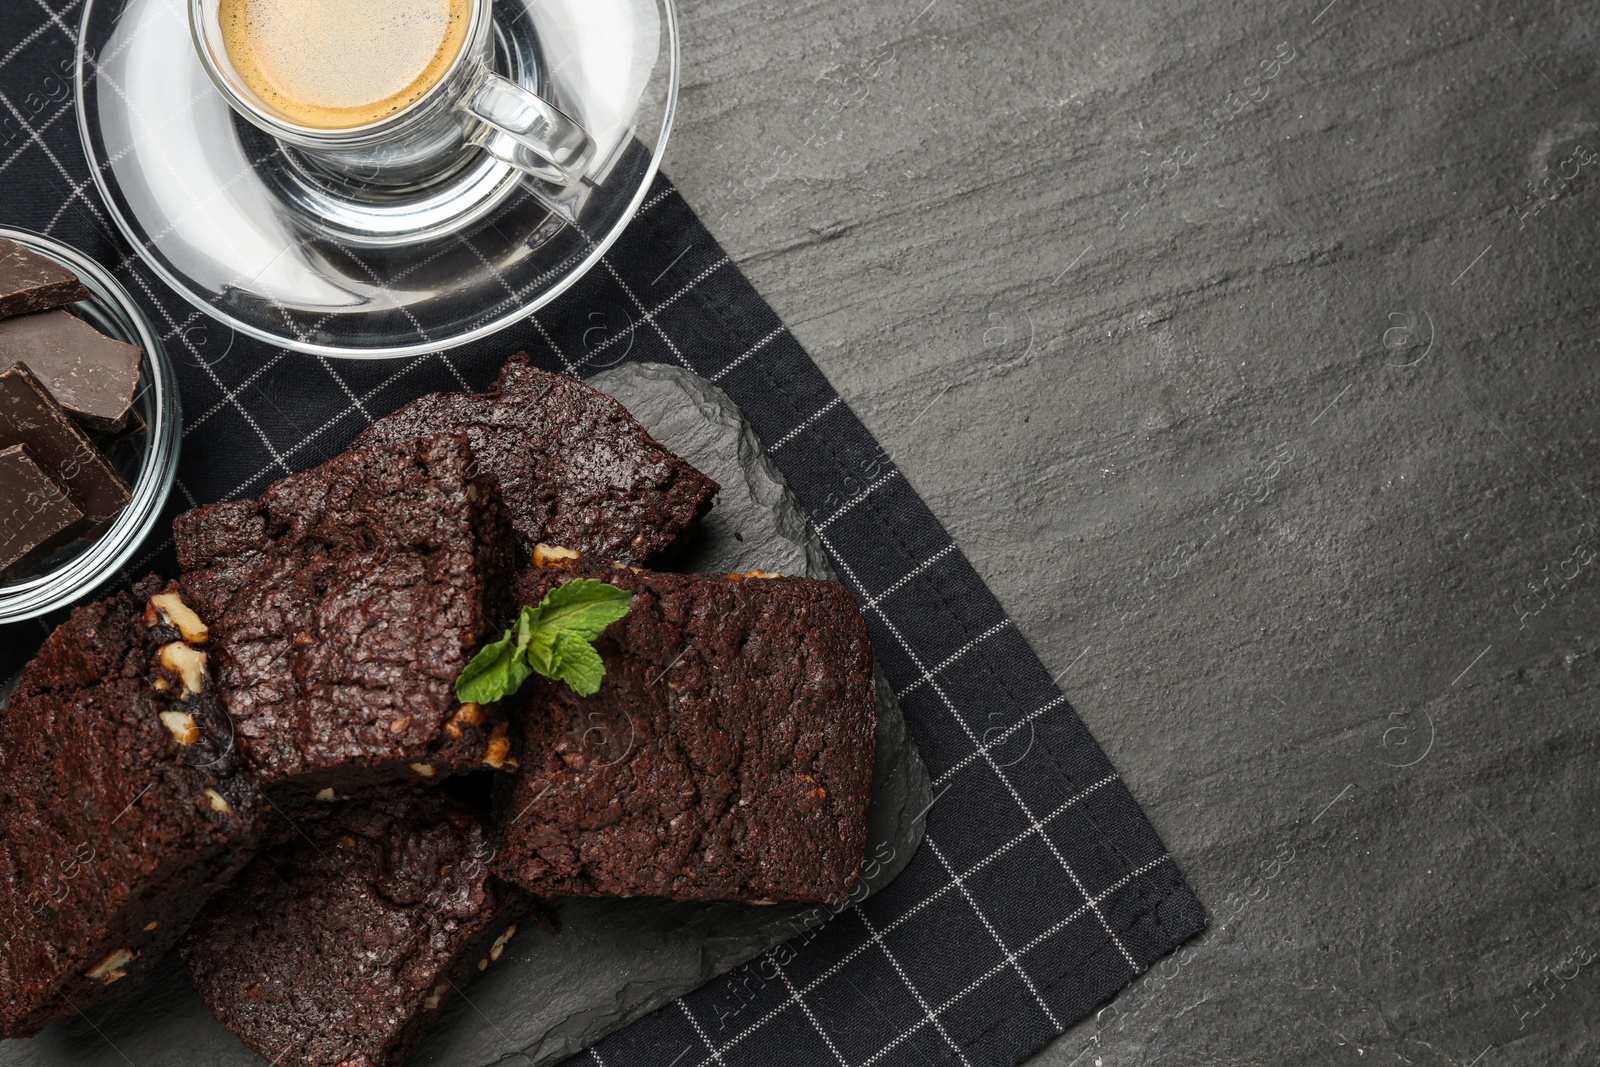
(0, 228, 181, 624)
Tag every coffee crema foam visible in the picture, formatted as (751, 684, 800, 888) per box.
(217, 0, 472, 129)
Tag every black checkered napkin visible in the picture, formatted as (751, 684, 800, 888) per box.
(0, 5, 1206, 1064)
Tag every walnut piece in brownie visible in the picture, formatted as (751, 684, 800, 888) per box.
(0, 577, 261, 1038)
(173, 434, 517, 801)
(181, 793, 528, 1067)
(497, 562, 876, 905)
(355, 352, 718, 563)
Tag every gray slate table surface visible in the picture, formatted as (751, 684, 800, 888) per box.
(663, 0, 1600, 1063)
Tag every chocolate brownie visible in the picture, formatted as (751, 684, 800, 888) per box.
(0, 577, 261, 1037)
(355, 352, 718, 562)
(182, 793, 529, 1067)
(173, 434, 518, 800)
(497, 562, 876, 904)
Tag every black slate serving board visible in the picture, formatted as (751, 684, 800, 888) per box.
(0, 363, 930, 1067)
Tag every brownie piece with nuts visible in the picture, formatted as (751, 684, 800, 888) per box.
(0, 577, 262, 1038)
(182, 792, 529, 1067)
(173, 434, 518, 802)
(354, 352, 718, 563)
(497, 561, 876, 905)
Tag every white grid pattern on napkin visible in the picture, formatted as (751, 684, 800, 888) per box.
(0, 3, 1206, 1063)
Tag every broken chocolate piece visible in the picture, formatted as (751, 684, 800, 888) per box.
(0, 443, 83, 578)
(0, 362, 131, 525)
(0, 309, 143, 431)
(89, 406, 147, 454)
(0, 238, 90, 319)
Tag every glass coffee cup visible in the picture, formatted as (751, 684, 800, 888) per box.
(189, 0, 594, 188)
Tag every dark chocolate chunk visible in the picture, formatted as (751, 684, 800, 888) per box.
(0, 238, 90, 319)
(0, 577, 262, 1038)
(90, 406, 146, 453)
(0, 442, 83, 578)
(497, 561, 876, 905)
(0, 309, 143, 431)
(173, 434, 518, 801)
(0, 361, 130, 525)
(181, 792, 529, 1067)
(355, 352, 718, 563)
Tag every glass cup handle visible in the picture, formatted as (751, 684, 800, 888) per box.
(463, 71, 594, 186)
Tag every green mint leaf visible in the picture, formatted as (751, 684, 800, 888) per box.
(456, 628, 524, 704)
(456, 606, 539, 704)
(511, 605, 537, 646)
(548, 630, 606, 697)
(524, 626, 557, 678)
(500, 655, 535, 700)
(533, 579, 635, 642)
(455, 579, 633, 702)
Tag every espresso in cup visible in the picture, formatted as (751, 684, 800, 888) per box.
(217, 0, 472, 129)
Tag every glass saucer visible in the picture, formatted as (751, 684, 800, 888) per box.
(76, 0, 677, 358)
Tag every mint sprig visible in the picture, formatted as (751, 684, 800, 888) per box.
(457, 579, 633, 702)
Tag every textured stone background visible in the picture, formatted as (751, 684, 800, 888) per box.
(660, 0, 1600, 1063)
